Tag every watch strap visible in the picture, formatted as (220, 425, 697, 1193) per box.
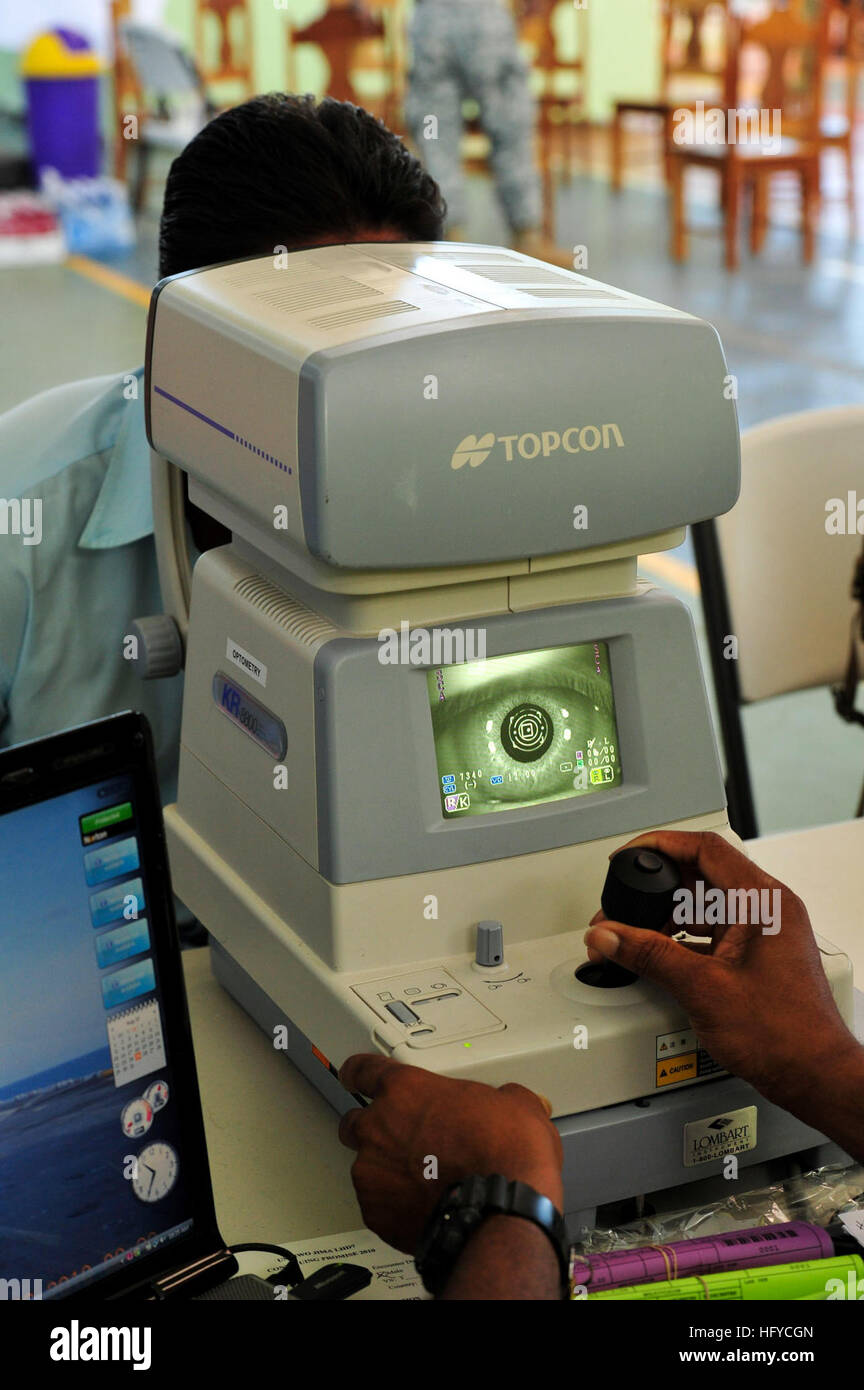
(417, 1174, 570, 1297)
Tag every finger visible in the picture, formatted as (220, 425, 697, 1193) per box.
(339, 1052, 403, 1100)
(585, 920, 714, 1006)
(497, 1081, 555, 1119)
(337, 1105, 367, 1152)
(616, 830, 776, 894)
(674, 939, 715, 956)
(592, 908, 733, 953)
(592, 863, 754, 951)
(589, 917, 716, 961)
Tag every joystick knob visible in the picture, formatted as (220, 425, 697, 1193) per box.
(577, 847, 682, 989)
(601, 847, 682, 932)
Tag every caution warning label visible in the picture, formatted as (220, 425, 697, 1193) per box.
(656, 1054, 697, 1086)
(655, 1031, 725, 1087)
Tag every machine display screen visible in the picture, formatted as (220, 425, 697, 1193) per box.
(427, 641, 622, 818)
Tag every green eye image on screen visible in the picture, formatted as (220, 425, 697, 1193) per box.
(427, 641, 622, 819)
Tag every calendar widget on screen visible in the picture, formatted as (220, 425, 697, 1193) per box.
(107, 999, 167, 1087)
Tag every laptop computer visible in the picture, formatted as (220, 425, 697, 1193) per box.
(0, 711, 298, 1302)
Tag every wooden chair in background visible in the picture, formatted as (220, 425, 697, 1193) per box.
(286, 1, 392, 122)
(110, 0, 142, 179)
(194, 0, 253, 98)
(516, 0, 589, 237)
(611, 0, 729, 190)
(820, 0, 864, 222)
(518, 1, 589, 177)
(667, 3, 829, 269)
(365, 0, 404, 129)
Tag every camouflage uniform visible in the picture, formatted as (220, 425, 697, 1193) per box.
(405, 0, 542, 232)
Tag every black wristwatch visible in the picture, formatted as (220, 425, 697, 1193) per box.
(415, 1175, 571, 1298)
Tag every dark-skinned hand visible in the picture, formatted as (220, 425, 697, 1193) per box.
(338, 1053, 563, 1254)
(585, 829, 859, 1103)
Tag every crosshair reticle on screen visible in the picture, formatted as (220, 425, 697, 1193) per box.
(427, 642, 622, 818)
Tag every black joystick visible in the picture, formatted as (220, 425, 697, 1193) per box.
(576, 847, 682, 989)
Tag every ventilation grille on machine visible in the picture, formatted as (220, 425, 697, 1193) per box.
(216, 256, 423, 329)
(213, 249, 626, 329)
(379, 247, 519, 269)
(377, 248, 628, 303)
(462, 264, 572, 286)
(522, 286, 624, 301)
(234, 575, 337, 645)
(219, 257, 330, 287)
(445, 262, 627, 303)
(307, 300, 419, 330)
(252, 276, 384, 314)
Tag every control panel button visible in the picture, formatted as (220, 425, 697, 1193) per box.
(386, 1000, 420, 1026)
(352, 968, 504, 1048)
(475, 921, 505, 967)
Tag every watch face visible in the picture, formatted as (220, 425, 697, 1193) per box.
(131, 1141, 179, 1203)
(121, 1097, 154, 1139)
(416, 1180, 483, 1295)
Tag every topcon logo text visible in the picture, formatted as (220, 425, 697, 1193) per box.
(450, 425, 625, 470)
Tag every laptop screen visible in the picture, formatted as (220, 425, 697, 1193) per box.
(0, 770, 197, 1299)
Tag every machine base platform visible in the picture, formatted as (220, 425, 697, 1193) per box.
(210, 940, 858, 1236)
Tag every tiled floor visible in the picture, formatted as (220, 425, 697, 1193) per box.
(2, 127, 863, 834)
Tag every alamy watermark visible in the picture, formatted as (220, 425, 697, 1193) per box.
(377, 622, 486, 666)
(825, 490, 864, 534)
(672, 883, 781, 935)
(0, 497, 41, 545)
(50, 1323, 151, 1370)
(672, 101, 782, 155)
(0, 1276, 42, 1300)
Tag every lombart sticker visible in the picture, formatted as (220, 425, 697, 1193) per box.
(683, 1105, 757, 1168)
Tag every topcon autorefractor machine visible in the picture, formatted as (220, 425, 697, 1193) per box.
(139, 243, 855, 1228)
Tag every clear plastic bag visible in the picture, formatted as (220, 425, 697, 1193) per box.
(575, 1162, 864, 1254)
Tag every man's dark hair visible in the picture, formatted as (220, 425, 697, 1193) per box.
(159, 93, 446, 278)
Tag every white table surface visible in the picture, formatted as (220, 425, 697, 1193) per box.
(182, 946, 361, 1248)
(184, 819, 864, 1246)
(745, 819, 864, 980)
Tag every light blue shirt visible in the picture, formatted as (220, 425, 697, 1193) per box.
(0, 369, 185, 801)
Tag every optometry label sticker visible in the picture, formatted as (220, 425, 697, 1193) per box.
(683, 1105, 757, 1168)
(226, 638, 268, 687)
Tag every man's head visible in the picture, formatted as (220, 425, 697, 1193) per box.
(159, 93, 446, 279)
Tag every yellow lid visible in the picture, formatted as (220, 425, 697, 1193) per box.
(20, 32, 103, 78)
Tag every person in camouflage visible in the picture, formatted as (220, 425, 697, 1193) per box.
(405, 0, 570, 265)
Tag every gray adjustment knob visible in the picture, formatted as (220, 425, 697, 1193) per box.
(129, 615, 184, 680)
(475, 921, 505, 968)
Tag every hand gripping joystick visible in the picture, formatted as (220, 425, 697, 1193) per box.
(577, 847, 682, 989)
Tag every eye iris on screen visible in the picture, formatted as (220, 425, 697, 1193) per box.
(500, 703, 554, 763)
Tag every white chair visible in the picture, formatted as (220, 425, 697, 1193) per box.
(119, 22, 215, 211)
(692, 406, 864, 837)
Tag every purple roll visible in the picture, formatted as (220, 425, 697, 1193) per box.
(571, 1221, 835, 1292)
